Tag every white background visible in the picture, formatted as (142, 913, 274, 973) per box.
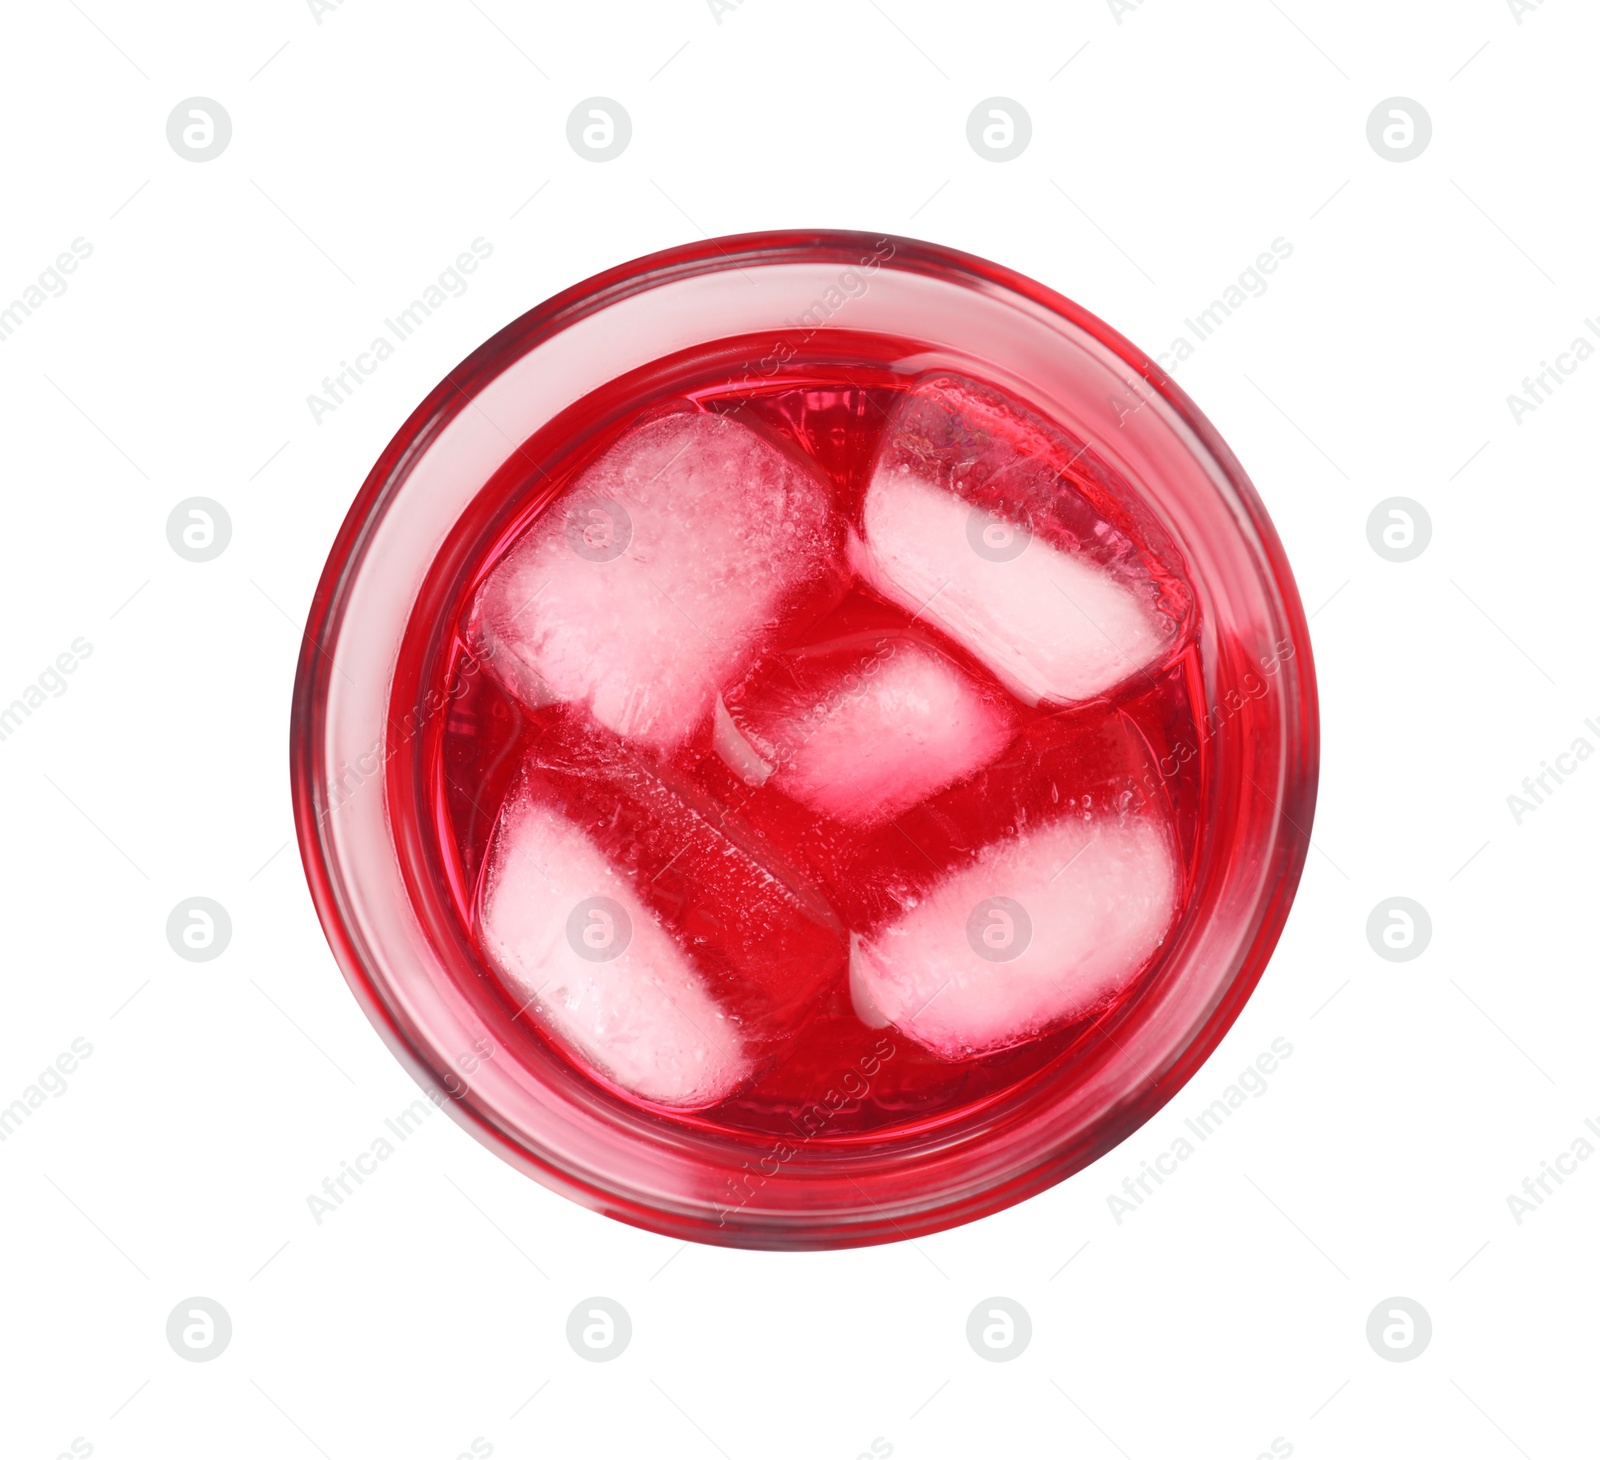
(2, 1, 1596, 1456)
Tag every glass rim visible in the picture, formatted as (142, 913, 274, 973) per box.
(291, 229, 1320, 1249)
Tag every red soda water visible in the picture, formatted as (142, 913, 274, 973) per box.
(417, 336, 1205, 1142)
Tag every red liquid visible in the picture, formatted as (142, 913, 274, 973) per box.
(418, 337, 1205, 1142)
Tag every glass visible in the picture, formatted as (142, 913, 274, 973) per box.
(290, 231, 1319, 1249)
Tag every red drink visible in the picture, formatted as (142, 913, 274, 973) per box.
(429, 348, 1205, 1142)
(294, 234, 1317, 1247)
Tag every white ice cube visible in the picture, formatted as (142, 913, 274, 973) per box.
(858, 470, 1171, 706)
(849, 815, 1179, 1058)
(712, 696, 774, 787)
(474, 412, 840, 751)
(479, 796, 752, 1107)
(726, 640, 1013, 824)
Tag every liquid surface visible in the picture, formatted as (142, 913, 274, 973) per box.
(427, 344, 1205, 1140)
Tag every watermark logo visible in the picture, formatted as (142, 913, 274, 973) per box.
(1134, 237, 1295, 382)
(1366, 897, 1431, 963)
(166, 99, 232, 163)
(166, 1297, 232, 1361)
(1366, 98, 1431, 162)
(752, 238, 896, 379)
(566, 1298, 631, 1361)
(565, 497, 632, 562)
(1145, 637, 1295, 786)
(166, 898, 232, 963)
(322, 641, 492, 821)
(0, 637, 94, 745)
(1107, 1037, 1294, 1223)
(966, 1298, 1031, 1361)
(1365, 1297, 1431, 1361)
(965, 506, 1031, 563)
(0, 238, 94, 344)
(1505, 1117, 1600, 1224)
(167, 498, 231, 562)
(307, 1060, 487, 1226)
(717, 1037, 895, 1224)
(1507, 0, 1553, 27)
(1366, 497, 1430, 562)
(1505, 322, 1600, 424)
(965, 897, 1032, 963)
(1506, 719, 1599, 824)
(0, 1037, 95, 1144)
(567, 99, 631, 161)
(966, 99, 1031, 162)
(307, 240, 495, 424)
(565, 897, 631, 963)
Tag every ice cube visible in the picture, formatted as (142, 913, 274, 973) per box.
(712, 696, 774, 788)
(478, 711, 849, 1103)
(480, 796, 752, 1107)
(473, 411, 843, 752)
(700, 667, 1191, 946)
(858, 375, 1184, 706)
(849, 814, 1179, 1059)
(720, 633, 1013, 825)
